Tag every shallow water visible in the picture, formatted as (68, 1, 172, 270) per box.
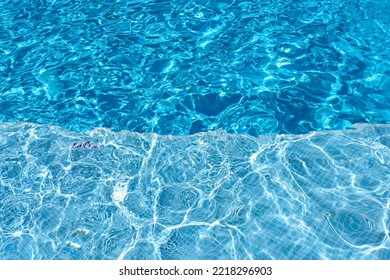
(0, 122, 389, 259)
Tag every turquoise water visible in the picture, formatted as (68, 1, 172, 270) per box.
(0, 0, 389, 135)
(0, 0, 389, 260)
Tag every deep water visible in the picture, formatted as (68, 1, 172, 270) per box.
(0, 0, 389, 135)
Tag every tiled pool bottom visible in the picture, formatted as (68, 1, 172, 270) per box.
(0, 122, 389, 260)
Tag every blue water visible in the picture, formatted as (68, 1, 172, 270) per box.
(0, 0, 389, 260)
(0, 0, 389, 135)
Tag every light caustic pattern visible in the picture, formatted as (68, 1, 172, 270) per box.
(0, 122, 389, 259)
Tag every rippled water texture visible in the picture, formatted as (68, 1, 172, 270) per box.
(1, 0, 389, 261)
(0, 122, 389, 259)
(0, 0, 389, 135)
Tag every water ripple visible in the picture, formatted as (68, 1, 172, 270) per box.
(0, 0, 388, 135)
(0, 122, 388, 259)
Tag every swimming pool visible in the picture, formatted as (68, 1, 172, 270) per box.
(0, 0, 389, 259)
